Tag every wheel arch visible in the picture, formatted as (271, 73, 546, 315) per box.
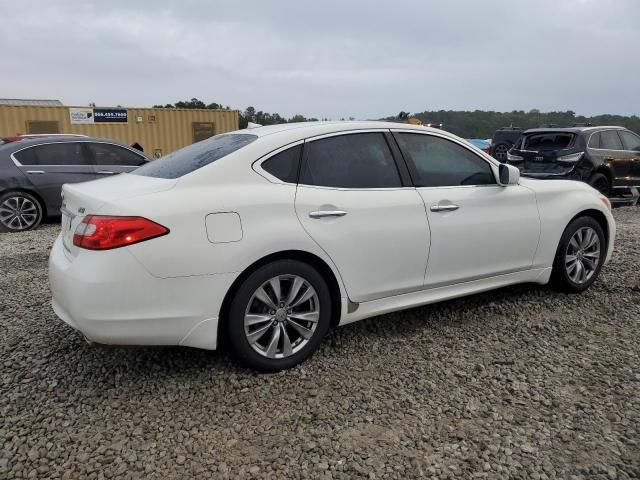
(569, 208, 609, 249)
(217, 249, 344, 347)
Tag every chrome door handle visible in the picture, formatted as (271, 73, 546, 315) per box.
(309, 210, 348, 219)
(96, 171, 115, 175)
(430, 204, 460, 212)
(26, 170, 45, 174)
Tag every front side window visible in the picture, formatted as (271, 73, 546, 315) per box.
(261, 145, 302, 183)
(88, 143, 147, 166)
(300, 133, 401, 188)
(600, 130, 623, 150)
(133, 133, 257, 179)
(619, 130, 640, 152)
(14, 142, 85, 166)
(395, 133, 496, 187)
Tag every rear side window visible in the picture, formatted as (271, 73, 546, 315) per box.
(14, 143, 86, 166)
(300, 133, 401, 188)
(395, 133, 495, 187)
(88, 143, 147, 166)
(600, 131, 623, 150)
(261, 145, 302, 183)
(619, 131, 640, 151)
(588, 132, 601, 149)
(522, 133, 575, 151)
(133, 134, 257, 179)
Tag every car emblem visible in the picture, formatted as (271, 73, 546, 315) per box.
(535, 156, 544, 161)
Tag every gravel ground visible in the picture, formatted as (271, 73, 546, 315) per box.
(1, 209, 639, 480)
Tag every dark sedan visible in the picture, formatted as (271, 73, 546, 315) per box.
(0, 136, 149, 232)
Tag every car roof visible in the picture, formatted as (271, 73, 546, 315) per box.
(523, 126, 625, 134)
(236, 120, 455, 141)
(0, 135, 140, 151)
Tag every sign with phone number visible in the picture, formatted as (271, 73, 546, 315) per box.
(69, 107, 128, 124)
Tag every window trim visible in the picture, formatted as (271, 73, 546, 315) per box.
(10, 140, 148, 167)
(390, 129, 499, 189)
(298, 129, 410, 191)
(252, 140, 305, 185)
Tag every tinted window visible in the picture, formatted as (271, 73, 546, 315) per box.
(300, 133, 401, 188)
(133, 134, 257, 179)
(261, 145, 302, 183)
(588, 132, 601, 149)
(88, 143, 146, 166)
(600, 131, 623, 150)
(14, 143, 85, 166)
(619, 130, 640, 152)
(395, 133, 496, 187)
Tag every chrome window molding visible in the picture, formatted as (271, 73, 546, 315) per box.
(9, 140, 147, 168)
(587, 129, 637, 153)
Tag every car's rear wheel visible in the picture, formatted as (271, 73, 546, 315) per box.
(551, 216, 605, 293)
(0, 191, 43, 233)
(492, 143, 510, 162)
(227, 260, 331, 371)
(589, 172, 610, 196)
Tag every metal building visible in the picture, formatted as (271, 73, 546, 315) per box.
(0, 101, 239, 157)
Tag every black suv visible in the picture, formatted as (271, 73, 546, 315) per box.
(490, 127, 524, 161)
(0, 136, 149, 232)
(505, 126, 640, 196)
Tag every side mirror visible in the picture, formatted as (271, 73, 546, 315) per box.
(499, 163, 520, 186)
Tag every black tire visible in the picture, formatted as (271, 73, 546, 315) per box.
(588, 172, 610, 196)
(492, 143, 510, 162)
(0, 191, 44, 233)
(227, 260, 332, 372)
(551, 216, 606, 293)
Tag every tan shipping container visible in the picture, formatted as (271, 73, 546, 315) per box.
(0, 105, 239, 157)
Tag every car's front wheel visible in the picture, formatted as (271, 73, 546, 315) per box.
(0, 191, 43, 233)
(551, 216, 606, 293)
(227, 260, 332, 372)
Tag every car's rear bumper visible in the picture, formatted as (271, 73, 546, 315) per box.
(48, 235, 237, 350)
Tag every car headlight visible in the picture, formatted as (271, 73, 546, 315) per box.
(506, 152, 523, 162)
(557, 152, 583, 163)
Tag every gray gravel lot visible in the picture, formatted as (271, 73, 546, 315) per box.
(1, 209, 639, 479)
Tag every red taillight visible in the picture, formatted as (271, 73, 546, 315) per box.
(73, 215, 169, 250)
(483, 146, 491, 154)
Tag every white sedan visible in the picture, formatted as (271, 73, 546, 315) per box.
(49, 122, 615, 371)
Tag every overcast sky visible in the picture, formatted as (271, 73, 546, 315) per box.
(1, 0, 638, 119)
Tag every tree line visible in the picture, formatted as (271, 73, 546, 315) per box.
(154, 99, 640, 137)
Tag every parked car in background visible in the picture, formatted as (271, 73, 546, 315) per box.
(490, 127, 524, 161)
(467, 138, 491, 154)
(49, 121, 615, 372)
(505, 126, 640, 196)
(0, 136, 149, 232)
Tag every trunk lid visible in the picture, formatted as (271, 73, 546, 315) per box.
(513, 131, 578, 174)
(60, 174, 178, 258)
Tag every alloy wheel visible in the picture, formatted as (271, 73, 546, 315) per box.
(0, 195, 39, 231)
(244, 274, 320, 359)
(565, 226, 601, 284)
(493, 144, 509, 161)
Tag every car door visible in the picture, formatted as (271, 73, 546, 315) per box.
(597, 130, 633, 188)
(85, 142, 149, 177)
(294, 131, 430, 303)
(618, 130, 640, 186)
(392, 130, 540, 288)
(11, 142, 97, 213)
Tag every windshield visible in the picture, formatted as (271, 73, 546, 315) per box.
(132, 133, 257, 179)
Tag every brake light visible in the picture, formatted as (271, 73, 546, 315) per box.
(73, 216, 169, 250)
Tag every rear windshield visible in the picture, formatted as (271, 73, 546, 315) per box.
(132, 133, 257, 179)
(519, 132, 576, 151)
